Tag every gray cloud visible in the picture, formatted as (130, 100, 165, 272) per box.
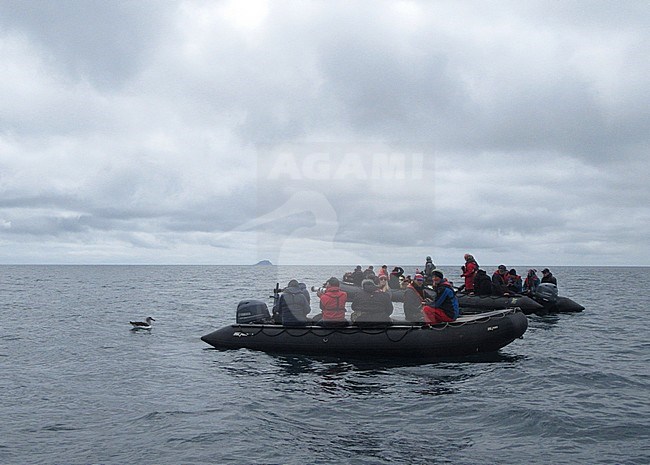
(0, 0, 648, 265)
(0, 0, 174, 88)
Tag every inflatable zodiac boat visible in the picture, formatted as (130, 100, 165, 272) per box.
(457, 283, 584, 315)
(456, 293, 544, 314)
(201, 300, 528, 358)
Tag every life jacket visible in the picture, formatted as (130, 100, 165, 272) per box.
(524, 275, 540, 291)
(439, 279, 454, 290)
(462, 260, 479, 289)
(492, 271, 506, 285)
(319, 287, 347, 320)
(507, 274, 523, 293)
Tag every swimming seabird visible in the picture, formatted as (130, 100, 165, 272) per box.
(129, 317, 155, 330)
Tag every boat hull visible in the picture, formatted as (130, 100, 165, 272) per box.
(536, 296, 585, 314)
(457, 293, 544, 314)
(201, 309, 528, 358)
(457, 293, 584, 315)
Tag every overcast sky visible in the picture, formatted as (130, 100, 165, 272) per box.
(0, 0, 648, 266)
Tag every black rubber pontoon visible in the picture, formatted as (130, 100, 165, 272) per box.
(201, 308, 528, 358)
(456, 286, 584, 315)
(456, 293, 544, 314)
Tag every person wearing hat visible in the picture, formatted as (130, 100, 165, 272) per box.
(314, 277, 348, 327)
(403, 273, 426, 322)
(541, 268, 558, 286)
(350, 279, 393, 325)
(377, 274, 390, 293)
(460, 253, 479, 293)
(423, 256, 436, 285)
(491, 265, 510, 296)
(362, 265, 376, 280)
(422, 270, 459, 324)
(388, 266, 404, 289)
(351, 265, 364, 286)
(473, 269, 492, 296)
(507, 268, 523, 294)
(277, 279, 312, 327)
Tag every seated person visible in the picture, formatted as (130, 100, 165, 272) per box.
(313, 277, 348, 327)
(507, 268, 523, 294)
(472, 269, 492, 296)
(491, 265, 510, 296)
(350, 266, 364, 286)
(377, 275, 390, 292)
(363, 266, 376, 279)
(541, 268, 558, 286)
(403, 273, 426, 322)
(277, 279, 311, 326)
(351, 279, 393, 325)
(523, 269, 541, 295)
(388, 266, 404, 289)
(422, 271, 459, 324)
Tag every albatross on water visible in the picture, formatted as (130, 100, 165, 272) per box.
(129, 317, 155, 330)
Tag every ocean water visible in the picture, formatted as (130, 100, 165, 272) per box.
(1, 265, 649, 465)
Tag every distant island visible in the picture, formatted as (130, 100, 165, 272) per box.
(254, 260, 273, 266)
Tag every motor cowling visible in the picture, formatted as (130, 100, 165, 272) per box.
(534, 283, 559, 304)
(236, 299, 271, 324)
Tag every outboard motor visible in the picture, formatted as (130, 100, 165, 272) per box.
(534, 283, 559, 304)
(533, 283, 559, 315)
(236, 299, 271, 324)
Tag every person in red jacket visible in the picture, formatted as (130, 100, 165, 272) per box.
(460, 253, 479, 293)
(314, 277, 348, 327)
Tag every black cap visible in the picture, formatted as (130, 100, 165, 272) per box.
(327, 277, 340, 287)
(542, 268, 550, 273)
(498, 265, 507, 271)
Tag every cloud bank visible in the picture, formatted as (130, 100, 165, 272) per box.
(1, 0, 648, 265)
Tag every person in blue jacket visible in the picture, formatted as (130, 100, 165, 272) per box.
(422, 271, 459, 324)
